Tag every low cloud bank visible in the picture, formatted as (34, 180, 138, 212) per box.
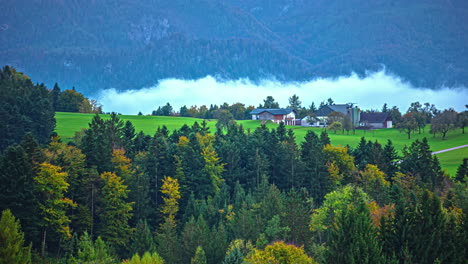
(97, 70, 467, 115)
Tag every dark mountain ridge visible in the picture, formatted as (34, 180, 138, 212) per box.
(1, 0, 467, 94)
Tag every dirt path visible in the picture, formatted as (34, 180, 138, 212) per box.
(431, 145, 468, 155)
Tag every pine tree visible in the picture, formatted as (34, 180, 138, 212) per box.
(400, 138, 444, 191)
(51, 83, 61, 111)
(130, 219, 155, 257)
(326, 189, 384, 264)
(80, 114, 113, 173)
(180, 217, 210, 264)
(301, 131, 329, 203)
(124, 251, 164, 264)
(455, 158, 467, 182)
(191, 246, 207, 264)
(0, 144, 40, 245)
(381, 140, 399, 178)
(0, 209, 32, 264)
(319, 130, 331, 146)
(73, 232, 116, 264)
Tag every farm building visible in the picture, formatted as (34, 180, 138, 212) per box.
(307, 104, 360, 127)
(250, 108, 296, 125)
(360, 112, 393, 129)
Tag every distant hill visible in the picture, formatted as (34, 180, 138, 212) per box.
(1, 0, 467, 94)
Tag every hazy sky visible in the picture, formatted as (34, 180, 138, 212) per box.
(97, 70, 467, 115)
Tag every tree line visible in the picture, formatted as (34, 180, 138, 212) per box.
(1, 66, 467, 263)
(1, 115, 467, 263)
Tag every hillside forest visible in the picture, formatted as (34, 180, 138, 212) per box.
(0, 66, 467, 263)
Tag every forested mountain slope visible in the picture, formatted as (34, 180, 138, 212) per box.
(1, 0, 467, 93)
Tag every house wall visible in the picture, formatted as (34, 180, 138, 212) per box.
(258, 112, 274, 120)
(252, 115, 258, 120)
(273, 115, 284, 121)
(369, 122, 384, 129)
(286, 112, 295, 119)
(386, 120, 393, 128)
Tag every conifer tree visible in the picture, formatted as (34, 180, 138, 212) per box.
(0, 144, 40, 245)
(181, 217, 210, 264)
(455, 158, 467, 183)
(130, 219, 155, 257)
(191, 246, 207, 264)
(73, 232, 116, 264)
(326, 189, 384, 264)
(124, 251, 164, 264)
(400, 138, 444, 191)
(80, 114, 113, 173)
(301, 131, 329, 203)
(381, 140, 399, 178)
(319, 130, 331, 146)
(0, 209, 32, 264)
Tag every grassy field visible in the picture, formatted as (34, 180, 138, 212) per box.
(56, 112, 468, 177)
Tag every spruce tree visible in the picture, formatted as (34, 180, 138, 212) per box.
(0, 209, 32, 264)
(129, 219, 155, 257)
(455, 158, 467, 182)
(381, 140, 399, 178)
(191, 246, 207, 264)
(0, 145, 40, 245)
(301, 131, 329, 203)
(320, 130, 331, 146)
(326, 190, 384, 264)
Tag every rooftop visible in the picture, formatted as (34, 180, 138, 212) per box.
(250, 108, 295, 115)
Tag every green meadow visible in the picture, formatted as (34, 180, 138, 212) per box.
(56, 112, 467, 177)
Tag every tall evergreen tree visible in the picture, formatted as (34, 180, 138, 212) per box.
(129, 219, 155, 257)
(0, 66, 55, 150)
(326, 189, 384, 264)
(300, 131, 329, 203)
(0, 145, 40, 246)
(191, 246, 207, 264)
(400, 138, 444, 191)
(52, 83, 61, 111)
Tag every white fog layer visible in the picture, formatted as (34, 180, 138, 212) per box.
(97, 71, 468, 115)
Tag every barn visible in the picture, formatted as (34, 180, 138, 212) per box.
(360, 112, 393, 129)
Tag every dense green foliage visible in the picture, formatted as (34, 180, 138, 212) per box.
(2, 112, 467, 263)
(1, 72, 467, 263)
(0, 66, 55, 151)
(55, 112, 468, 176)
(0, 210, 31, 264)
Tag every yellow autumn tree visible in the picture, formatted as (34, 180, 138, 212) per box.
(156, 177, 181, 263)
(112, 149, 133, 182)
(357, 164, 390, 203)
(323, 145, 356, 185)
(160, 177, 181, 226)
(244, 241, 316, 264)
(34, 163, 76, 255)
(197, 133, 225, 194)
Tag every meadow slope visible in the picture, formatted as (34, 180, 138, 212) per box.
(56, 112, 468, 176)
